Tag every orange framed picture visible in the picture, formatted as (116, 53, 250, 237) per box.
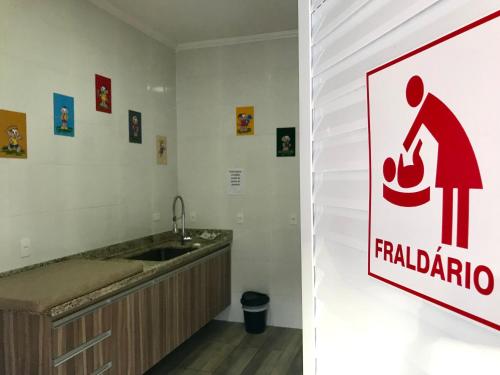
(236, 106, 254, 136)
(0, 109, 27, 159)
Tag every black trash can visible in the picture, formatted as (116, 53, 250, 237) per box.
(241, 291, 270, 334)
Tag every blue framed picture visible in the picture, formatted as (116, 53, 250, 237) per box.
(53, 93, 75, 137)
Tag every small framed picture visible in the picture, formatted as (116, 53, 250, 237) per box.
(277, 127, 296, 157)
(156, 136, 167, 165)
(128, 110, 142, 144)
(53, 93, 75, 137)
(0, 109, 27, 159)
(95, 74, 112, 113)
(236, 106, 254, 136)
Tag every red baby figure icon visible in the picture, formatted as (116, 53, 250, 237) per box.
(397, 140, 424, 189)
(382, 139, 430, 208)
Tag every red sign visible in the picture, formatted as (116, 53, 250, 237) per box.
(367, 11, 500, 331)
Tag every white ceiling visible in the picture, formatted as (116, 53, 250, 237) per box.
(88, 0, 298, 48)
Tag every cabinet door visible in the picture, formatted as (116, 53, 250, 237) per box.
(157, 273, 178, 357)
(109, 269, 201, 373)
(155, 248, 231, 360)
(109, 247, 231, 374)
(156, 263, 197, 353)
(0, 311, 52, 375)
(191, 256, 209, 330)
(206, 249, 231, 317)
(109, 283, 161, 375)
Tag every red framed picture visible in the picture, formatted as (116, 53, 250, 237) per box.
(95, 74, 112, 113)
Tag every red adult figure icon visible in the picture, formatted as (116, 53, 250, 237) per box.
(403, 75, 482, 249)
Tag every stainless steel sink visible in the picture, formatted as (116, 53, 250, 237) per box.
(127, 245, 196, 262)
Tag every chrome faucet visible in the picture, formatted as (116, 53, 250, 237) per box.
(172, 195, 191, 243)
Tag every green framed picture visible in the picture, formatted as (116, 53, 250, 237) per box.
(276, 127, 296, 157)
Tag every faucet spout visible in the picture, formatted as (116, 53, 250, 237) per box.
(172, 195, 191, 243)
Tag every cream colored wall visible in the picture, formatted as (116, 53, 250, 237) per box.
(0, 0, 178, 272)
(176, 38, 302, 328)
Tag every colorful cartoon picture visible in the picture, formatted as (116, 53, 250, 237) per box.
(95, 74, 112, 113)
(277, 127, 296, 157)
(128, 110, 142, 144)
(156, 136, 167, 165)
(236, 106, 254, 135)
(53, 93, 75, 137)
(0, 109, 27, 159)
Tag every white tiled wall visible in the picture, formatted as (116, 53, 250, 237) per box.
(0, 0, 301, 329)
(176, 38, 302, 328)
(0, 0, 177, 272)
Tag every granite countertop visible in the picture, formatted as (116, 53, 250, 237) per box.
(0, 229, 232, 320)
(0, 259, 143, 313)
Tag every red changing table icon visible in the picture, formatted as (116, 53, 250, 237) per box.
(382, 75, 482, 249)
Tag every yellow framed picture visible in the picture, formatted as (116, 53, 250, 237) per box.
(236, 106, 254, 136)
(0, 109, 27, 159)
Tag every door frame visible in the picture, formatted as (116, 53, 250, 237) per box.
(298, 0, 314, 374)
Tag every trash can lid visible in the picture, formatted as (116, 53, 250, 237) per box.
(241, 291, 270, 307)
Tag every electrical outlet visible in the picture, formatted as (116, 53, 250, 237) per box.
(152, 212, 161, 222)
(20, 238, 31, 258)
(236, 212, 244, 224)
(290, 214, 298, 225)
(190, 212, 197, 222)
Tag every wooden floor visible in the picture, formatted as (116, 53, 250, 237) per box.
(145, 320, 303, 375)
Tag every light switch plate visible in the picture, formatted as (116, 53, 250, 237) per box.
(290, 214, 298, 225)
(190, 212, 197, 222)
(152, 212, 161, 222)
(20, 238, 31, 258)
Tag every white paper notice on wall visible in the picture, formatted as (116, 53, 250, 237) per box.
(227, 168, 245, 195)
(367, 11, 500, 331)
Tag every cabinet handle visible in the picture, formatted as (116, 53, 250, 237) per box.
(53, 330, 112, 368)
(91, 361, 112, 375)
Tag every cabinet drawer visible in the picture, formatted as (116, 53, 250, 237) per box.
(52, 304, 113, 375)
(52, 304, 112, 358)
(52, 334, 111, 375)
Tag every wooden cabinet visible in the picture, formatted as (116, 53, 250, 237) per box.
(110, 247, 231, 375)
(0, 310, 52, 375)
(0, 246, 231, 375)
(109, 247, 231, 375)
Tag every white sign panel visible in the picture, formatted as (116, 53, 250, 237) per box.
(227, 168, 245, 195)
(367, 12, 500, 331)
